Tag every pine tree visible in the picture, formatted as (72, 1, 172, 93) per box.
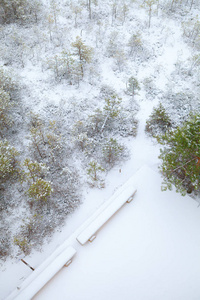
(14, 236, 30, 255)
(107, 31, 119, 57)
(72, 120, 90, 151)
(128, 33, 142, 56)
(23, 158, 47, 182)
(71, 36, 93, 77)
(114, 49, 126, 72)
(111, 0, 118, 25)
(88, 108, 104, 134)
(61, 50, 75, 82)
(27, 179, 53, 202)
(159, 113, 200, 195)
(102, 138, 125, 166)
(0, 140, 20, 183)
(72, 5, 82, 27)
(87, 160, 105, 181)
(23, 159, 52, 202)
(145, 103, 172, 136)
(0, 88, 12, 136)
(0, 67, 18, 100)
(101, 95, 122, 133)
(30, 124, 45, 159)
(121, 3, 129, 25)
(142, 0, 158, 28)
(126, 76, 140, 99)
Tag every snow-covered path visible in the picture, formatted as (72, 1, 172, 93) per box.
(130, 98, 160, 171)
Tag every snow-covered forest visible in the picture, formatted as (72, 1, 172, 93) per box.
(0, 0, 200, 297)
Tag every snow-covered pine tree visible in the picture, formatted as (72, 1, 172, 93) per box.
(0, 140, 20, 183)
(142, 0, 158, 28)
(102, 138, 125, 167)
(127, 33, 142, 57)
(87, 160, 105, 181)
(159, 113, 200, 196)
(27, 178, 53, 202)
(145, 103, 172, 136)
(71, 36, 93, 78)
(126, 76, 140, 99)
(0, 89, 12, 136)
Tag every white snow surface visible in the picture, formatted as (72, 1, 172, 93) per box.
(76, 185, 137, 245)
(33, 165, 200, 300)
(6, 247, 76, 300)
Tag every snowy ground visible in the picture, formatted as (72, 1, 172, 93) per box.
(0, 1, 200, 299)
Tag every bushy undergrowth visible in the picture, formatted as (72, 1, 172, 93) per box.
(0, 69, 82, 260)
(145, 103, 172, 137)
(0, 0, 42, 25)
(72, 92, 137, 173)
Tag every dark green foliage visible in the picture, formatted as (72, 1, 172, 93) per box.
(104, 95, 121, 118)
(87, 160, 105, 181)
(0, 140, 20, 183)
(23, 158, 46, 182)
(22, 158, 52, 202)
(88, 108, 104, 134)
(87, 160, 105, 188)
(126, 76, 140, 98)
(145, 103, 172, 137)
(159, 113, 200, 196)
(102, 138, 125, 167)
(27, 179, 53, 202)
